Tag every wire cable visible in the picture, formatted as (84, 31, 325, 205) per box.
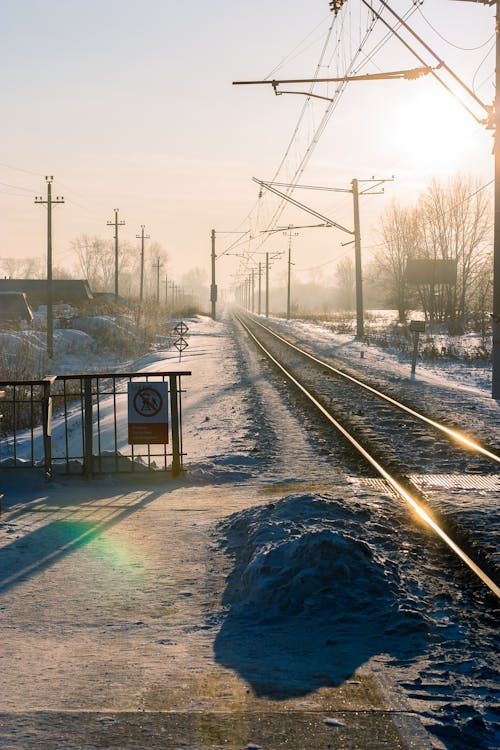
(417, 5, 494, 52)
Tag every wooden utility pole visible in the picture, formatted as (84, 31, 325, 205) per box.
(136, 225, 150, 305)
(35, 177, 64, 359)
(153, 257, 162, 303)
(107, 209, 125, 301)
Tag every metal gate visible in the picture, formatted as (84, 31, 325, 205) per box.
(0, 371, 190, 477)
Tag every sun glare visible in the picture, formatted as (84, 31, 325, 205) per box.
(387, 83, 488, 176)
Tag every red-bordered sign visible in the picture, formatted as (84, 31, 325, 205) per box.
(128, 382, 168, 444)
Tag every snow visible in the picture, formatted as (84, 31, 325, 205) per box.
(1, 310, 499, 749)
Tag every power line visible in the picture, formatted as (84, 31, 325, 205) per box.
(264, 15, 332, 80)
(417, 5, 494, 52)
(0, 161, 44, 177)
(0, 180, 37, 194)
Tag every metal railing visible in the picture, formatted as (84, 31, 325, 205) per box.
(0, 371, 190, 477)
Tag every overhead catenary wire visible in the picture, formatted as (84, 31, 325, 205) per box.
(240, 2, 424, 266)
(352, 1, 422, 74)
(472, 38, 496, 96)
(416, 4, 494, 52)
(248, 13, 380, 250)
(229, 3, 407, 269)
(360, 0, 490, 123)
(264, 15, 333, 80)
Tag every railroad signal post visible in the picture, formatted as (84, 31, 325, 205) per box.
(173, 321, 189, 362)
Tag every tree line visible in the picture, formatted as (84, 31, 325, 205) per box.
(369, 174, 492, 333)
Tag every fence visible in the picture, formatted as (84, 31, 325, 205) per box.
(0, 371, 190, 477)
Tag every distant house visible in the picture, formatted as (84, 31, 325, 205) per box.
(0, 292, 34, 325)
(0, 279, 93, 309)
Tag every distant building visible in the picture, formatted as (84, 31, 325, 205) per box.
(0, 292, 34, 325)
(0, 279, 93, 309)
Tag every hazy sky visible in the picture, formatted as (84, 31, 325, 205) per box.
(1, 0, 496, 290)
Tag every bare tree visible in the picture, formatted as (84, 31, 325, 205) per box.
(334, 257, 356, 311)
(374, 202, 419, 322)
(71, 235, 111, 291)
(0, 256, 44, 278)
(144, 242, 168, 301)
(418, 175, 492, 331)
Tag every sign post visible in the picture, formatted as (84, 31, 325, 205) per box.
(173, 321, 189, 362)
(128, 382, 169, 444)
(409, 320, 426, 378)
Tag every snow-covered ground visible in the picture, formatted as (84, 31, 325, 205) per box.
(1, 310, 499, 749)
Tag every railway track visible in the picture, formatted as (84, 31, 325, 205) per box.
(235, 311, 500, 600)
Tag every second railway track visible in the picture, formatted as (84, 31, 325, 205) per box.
(235, 311, 500, 599)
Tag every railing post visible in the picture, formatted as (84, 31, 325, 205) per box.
(83, 377, 94, 477)
(0, 389, 4, 513)
(169, 374, 181, 476)
(42, 376, 55, 479)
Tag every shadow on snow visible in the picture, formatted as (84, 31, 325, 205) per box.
(213, 493, 429, 699)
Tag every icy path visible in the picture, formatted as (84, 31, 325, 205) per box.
(0, 313, 497, 749)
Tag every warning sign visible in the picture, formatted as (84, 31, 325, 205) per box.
(128, 382, 169, 444)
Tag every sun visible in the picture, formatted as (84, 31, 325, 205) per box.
(385, 81, 491, 177)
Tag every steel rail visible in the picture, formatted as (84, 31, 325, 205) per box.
(236, 313, 500, 600)
(245, 315, 500, 465)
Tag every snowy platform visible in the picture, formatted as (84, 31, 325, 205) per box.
(0, 473, 439, 750)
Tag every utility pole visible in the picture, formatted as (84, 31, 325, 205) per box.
(210, 228, 250, 319)
(285, 228, 298, 320)
(251, 268, 255, 312)
(107, 209, 125, 301)
(165, 274, 168, 309)
(136, 225, 150, 305)
(255, 178, 391, 336)
(258, 262, 262, 315)
(211, 229, 217, 320)
(351, 179, 364, 339)
(446, 0, 498, 396)
(266, 252, 270, 318)
(493, 0, 500, 398)
(35, 176, 64, 360)
(153, 257, 162, 303)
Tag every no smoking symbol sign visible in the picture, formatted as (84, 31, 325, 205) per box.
(133, 387, 163, 417)
(128, 381, 169, 445)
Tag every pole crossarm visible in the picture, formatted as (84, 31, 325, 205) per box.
(35, 176, 64, 360)
(253, 178, 353, 235)
(233, 66, 434, 88)
(264, 181, 351, 193)
(260, 223, 330, 233)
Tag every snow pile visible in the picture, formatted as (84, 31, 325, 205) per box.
(216, 493, 424, 632)
(71, 315, 139, 352)
(0, 331, 45, 358)
(53, 329, 96, 354)
(213, 493, 429, 700)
